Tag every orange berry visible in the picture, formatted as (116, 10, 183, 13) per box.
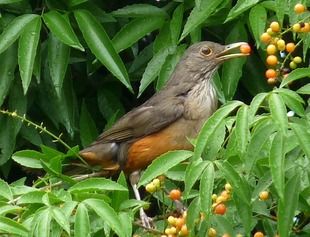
(292, 23, 301, 32)
(276, 39, 286, 51)
(179, 225, 188, 236)
(175, 217, 185, 229)
(265, 69, 277, 78)
(267, 78, 277, 85)
(267, 44, 277, 54)
(301, 22, 310, 32)
(240, 44, 251, 54)
(214, 203, 227, 215)
(294, 3, 306, 14)
(254, 231, 265, 237)
(286, 42, 296, 53)
(259, 191, 269, 200)
(260, 33, 272, 43)
(169, 189, 182, 201)
(224, 183, 232, 192)
(266, 55, 278, 66)
(270, 21, 280, 32)
(207, 228, 217, 237)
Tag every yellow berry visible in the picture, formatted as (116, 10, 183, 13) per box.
(266, 55, 278, 66)
(292, 23, 301, 32)
(266, 27, 275, 35)
(175, 217, 185, 229)
(179, 225, 189, 236)
(220, 190, 231, 201)
(276, 39, 286, 51)
(267, 44, 277, 54)
(294, 3, 306, 14)
(270, 21, 280, 32)
(225, 183, 232, 192)
(216, 195, 226, 204)
(168, 216, 176, 225)
(293, 56, 302, 64)
(259, 191, 269, 201)
(267, 78, 277, 85)
(212, 194, 218, 202)
(301, 22, 310, 32)
(208, 228, 217, 237)
(260, 33, 272, 43)
(146, 182, 156, 193)
(152, 178, 160, 188)
(289, 61, 297, 69)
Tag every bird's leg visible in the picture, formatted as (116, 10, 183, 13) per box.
(129, 171, 153, 229)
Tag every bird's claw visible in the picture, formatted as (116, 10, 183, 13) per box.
(140, 208, 153, 229)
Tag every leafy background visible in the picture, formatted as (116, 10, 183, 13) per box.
(0, 0, 309, 236)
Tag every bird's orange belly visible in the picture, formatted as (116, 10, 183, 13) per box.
(124, 124, 193, 172)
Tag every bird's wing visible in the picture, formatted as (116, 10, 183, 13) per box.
(97, 96, 185, 143)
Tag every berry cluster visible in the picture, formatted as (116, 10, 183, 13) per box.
(145, 178, 162, 193)
(260, 3, 309, 85)
(163, 212, 188, 237)
(211, 183, 232, 215)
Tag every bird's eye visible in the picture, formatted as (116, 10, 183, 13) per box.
(200, 47, 212, 56)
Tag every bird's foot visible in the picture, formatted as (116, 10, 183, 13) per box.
(140, 208, 153, 229)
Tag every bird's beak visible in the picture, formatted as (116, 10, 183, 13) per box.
(216, 42, 250, 61)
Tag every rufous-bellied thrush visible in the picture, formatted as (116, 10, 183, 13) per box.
(79, 41, 250, 227)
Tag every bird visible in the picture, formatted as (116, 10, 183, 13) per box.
(79, 41, 250, 227)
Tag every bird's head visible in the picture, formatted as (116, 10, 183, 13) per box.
(178, 41, 250, 77)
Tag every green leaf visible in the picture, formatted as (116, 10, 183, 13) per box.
(216, 161, 250, 205)
(275, 0, 286, 25)
(248, 92, 268, 121)
(269, 131, 285, 200)
(0, 179, 13, 201)
(296, 83, 310, 94)
(290, 122, 310, 158)
(119, 212, 133, 237)
(180, 0, 221, 40)
(48, 33, 70, 97)
(184, 159, 209, 196)
(138, 46, 176, 96)
(0, 216, 28, 236)
(199, 163, 214, 221)
(225, 0, 260, 22)
(234, 194, 252, 234)
(278, 174, 300, 237)
(194, 101, 243, 160)
(138, 150, 193, 187)
(69, 177, 127, 193)
(43, 11, 84, 51)
(12, 150, 43, 169)
(67, 0, 88, 7)
(0, 44, 17, 107)
(280, 68, 310, 87)
(84, 198, 124, 237)
(222, 22, 247, 100)
(111, 4, 167, 18)
(0, 14, 37, 54)
(186, 197, 200, 232)
(74, 10, 132, 92)
(36, 209, 51, 237)
(245, 119, 275, 173)
(170, 4, 184, 44)
(51, 207, 70, 235)
(0, 0, 22, 3)
(79, 101, 98, 147)
(17, 191, 45, 204)
(249, 4, 267, 47)
(269, 92, 288, 135)
(74, 203, 90, 237)
(277, 88, 305, 116)
(156, 44, 186, 90)
(111, 172, 129, 211)
(235, 105, 249, 155)
(112, 16, 164, 53)
(18, 16, 41, 94)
